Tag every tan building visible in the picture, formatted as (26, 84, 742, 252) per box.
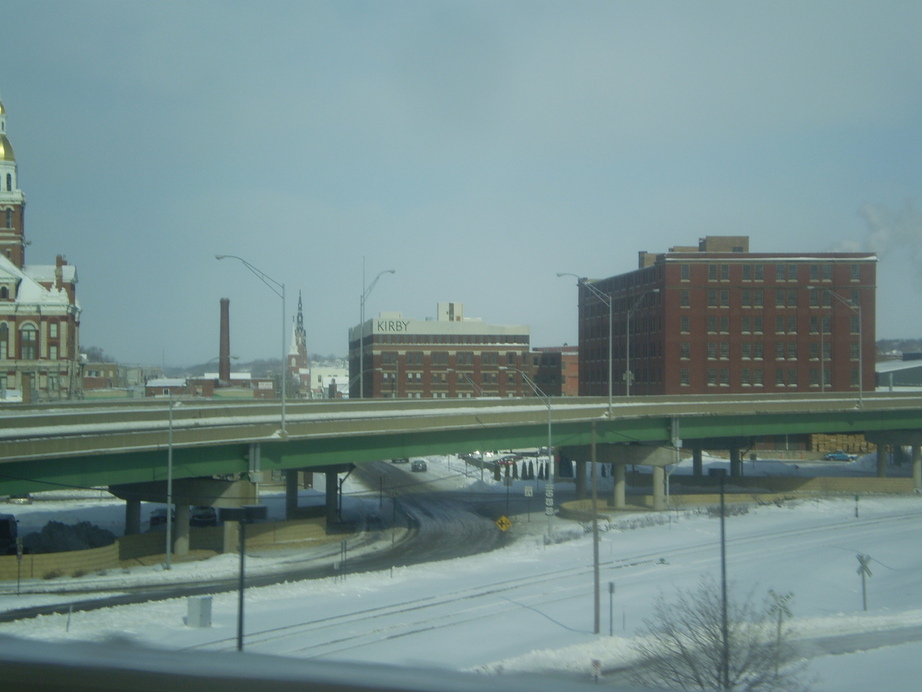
(349, 302, 536, 398)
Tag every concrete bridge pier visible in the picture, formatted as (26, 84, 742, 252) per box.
(913, 445, 921, 490)
(174, 504, 191, 556)
(124, 499, 141, 536)
(692, 446, 703, 477)
(325, 470, 339, 526)
(729, 447, 742, 477)
(878, 445, 889, 478)
(575, 459, 588, 500)
(652, 465, 666, 511)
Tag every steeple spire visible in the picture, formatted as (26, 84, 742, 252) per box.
(0, 91, 26, 268)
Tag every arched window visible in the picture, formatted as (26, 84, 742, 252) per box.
(19, 324, 37, 360)
(5, 174, 11, 192)
(0, 323, 8, 360)
(4, 209, 11, 228)
(0, 287, 8, 299)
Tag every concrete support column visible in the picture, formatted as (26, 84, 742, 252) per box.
(652, 465, 666, 511)
(174, 504, 191, 556)
(222, 521, 238, 554)
(877, 445, 889, 478)
(124, 499, 141, 536)
(692, 447, 703, 477)
(575, 459, 587, 500)
(913, 445, 922, 491)
(325, 471, 339, 527)
(613, 463, 626, 509)
(285, 469, 300, 519)
(730, 448, 742, 477)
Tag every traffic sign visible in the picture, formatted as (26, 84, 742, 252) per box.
(496, 515, 512, 532)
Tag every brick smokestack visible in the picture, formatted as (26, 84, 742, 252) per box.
(219, 298, 231, 384)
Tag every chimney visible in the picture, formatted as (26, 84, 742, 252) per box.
(219, 298, 231, 384)
(55, 255, 65, 290)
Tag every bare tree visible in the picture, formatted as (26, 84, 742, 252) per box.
(630, 577, 809, 691)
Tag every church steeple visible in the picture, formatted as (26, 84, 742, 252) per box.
(0, 92, 27, 268)
(287, 291, 311, 397)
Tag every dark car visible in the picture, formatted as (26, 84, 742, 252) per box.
(410, 459, 428, 472)
(190, 506, 218, 526)
(824, 450, 855, 461)
(148, 508, 174, 529)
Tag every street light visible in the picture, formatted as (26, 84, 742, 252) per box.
(499, 367, 554, 535)
(558, 273, 613, 416)
(808, 286, 863, 406)
(625, 289, 660, 397)
(215, 254, 287, 435)
(358, 262, 396, 399)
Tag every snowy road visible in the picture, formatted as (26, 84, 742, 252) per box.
(2, 455, 922, 690)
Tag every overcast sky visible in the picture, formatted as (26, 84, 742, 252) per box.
(2, 1, 921, 366)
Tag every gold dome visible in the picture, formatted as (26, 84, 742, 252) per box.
(0, 134, 13, 162)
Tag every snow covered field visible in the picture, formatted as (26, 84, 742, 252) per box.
(2, 453, 921, 690)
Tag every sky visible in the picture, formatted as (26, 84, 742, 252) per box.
(1, 1, 921, 367)
(2, 454, 922, 691)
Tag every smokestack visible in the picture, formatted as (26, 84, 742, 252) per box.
(219, 298, 231, 384)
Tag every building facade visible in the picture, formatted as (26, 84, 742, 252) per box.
(349, 302, 535, 398)
(0, 94, 81, 401)
(577, 236, 876, 396)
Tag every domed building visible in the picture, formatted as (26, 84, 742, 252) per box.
(0, 92, 81, 401)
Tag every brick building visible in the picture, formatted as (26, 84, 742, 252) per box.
(349, 302, 536, 398)
(0, 94, 81, 401)
(576, 236, 876, 396)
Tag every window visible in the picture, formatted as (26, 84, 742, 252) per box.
(741, 342, 752, 359)
(741, 316, 751, 333)
(707, 342, 717, 359)
(50, 345, 58, 360)
(680, 289, 690, 307)
(850, 316, 860, 334)
(457, 352, 473, 365)
(0, 287, 7, 300)
(19, 325, 37, 360)
(719, 342, 729, 360)
(720, 289, 729, 307)
(775, 343, 785, 360)
(788, 265, 797, 280)
(741, 289, 751, 308)
(787, 290, 797, 308)
(708, 290, 717, 308)
(707, 369, 717, 386)
(0, 323, 7, 360)
(775, 264, 785, 281)
(788, 369, 797, 387)
(754, 369, 764, 386)
(720, 368, 729, 386)
(406, 351, 423, 365)
(788, 316, 797, 333)
(754, 264, 763, 281)
(809, 290, 819, 307)
(775, 289, 785, 308)
(810, 264, 819, 281)
(5, 174, 11, 192)
(822, 264, 832, 281)
(754, 342, 764, 359)
(680, 368, 690, 386)
(754, 290, 763, 307)
(809, 343, 819, 360)
(680, 316, 689, 333)
(851, 264, 861, 281)
(753, 316, 763, 333)
(4, 209, 11, 229)
(708, 316, 718, 333)
(720, 317, 729, 333)
(742, 265, 752, 281)
(50, 322, 59, 339)
(680, 264, 690, 280)
(809, 316, 819, 334)
(506, 352, 516, 365)
(432, 352, 448, 365)
(708, 264, 718, 281)
(741, 368, 751, 385)
(787, 343, 797, 360)
(850, 343, 860, 360)
(680, 342, 690, 359)
(775, 316, 785, 333)
(482, 352, 498, 365)
(776, 369, 785, 386)
(720, 264, 729, 280)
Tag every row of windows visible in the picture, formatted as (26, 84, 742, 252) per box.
(680, 314, 858, 335)
(373, 333, 528, 346)
(684, 287, 860, 309)
(379, 351, 520, 366)
(680, 367, 859, 387)
(691, 341, 857, 362)
(685, 263, 863, 283)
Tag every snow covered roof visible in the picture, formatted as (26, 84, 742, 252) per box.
(0, 254, 78, 307)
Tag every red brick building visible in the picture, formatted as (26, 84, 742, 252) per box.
(0, 94, 82, 401)
(577, 236, 876, 396)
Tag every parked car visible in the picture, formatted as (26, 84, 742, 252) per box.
(496, 454, 521, 466)
(824, 450, 856, 461)
(391, 457, 409, 464)
(148, 508, 174, 529)
(190, 506, 218, 526)
(7, 493, 32, 505)
(410, 459, 428, 472)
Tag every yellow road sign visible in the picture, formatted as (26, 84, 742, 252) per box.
(496, 515, 512, 532)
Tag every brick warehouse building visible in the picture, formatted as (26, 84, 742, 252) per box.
(0, 94, 81, 401)
(349, 302, 537, 398)
(576, 236, 876, 396)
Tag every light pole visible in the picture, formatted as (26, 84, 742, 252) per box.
(165, 392, 175, 570)
(558, 273, 613, 415)
(500, 367, 554, 535)
(809, 286, 863, 405)
(625, 289, 660, 397)
(358, 261, 395, 399)
(216, 255, 287, 435)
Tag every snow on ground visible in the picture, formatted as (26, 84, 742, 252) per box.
(2, 453, 922, 690)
